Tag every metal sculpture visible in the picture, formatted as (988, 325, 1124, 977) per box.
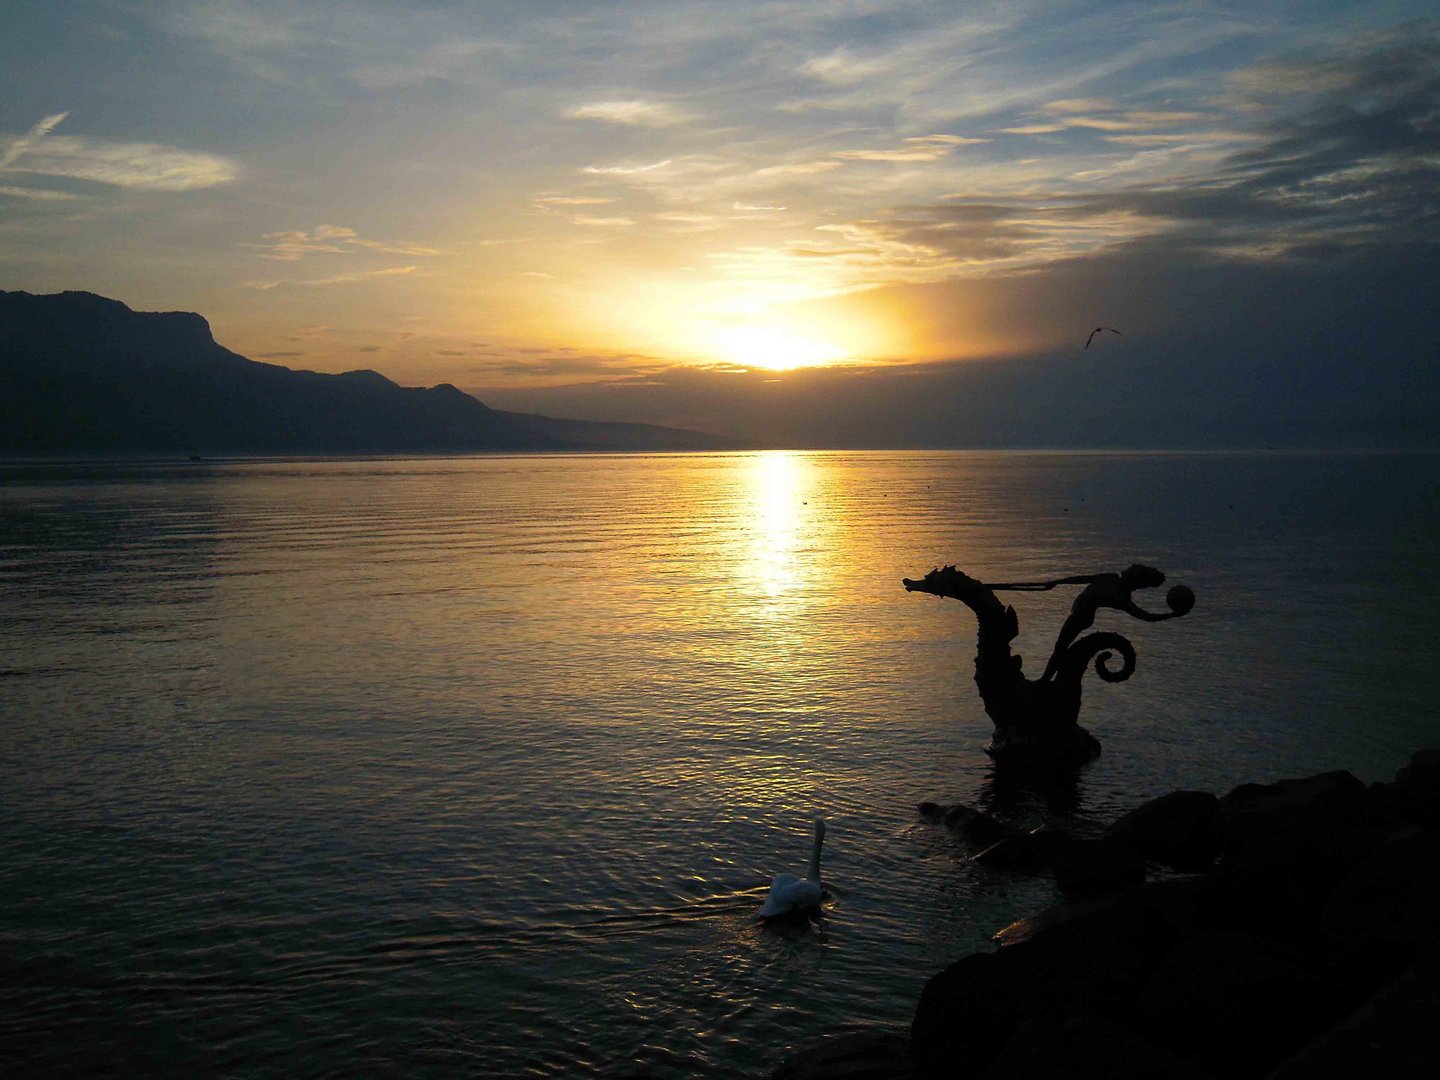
(903, 564, 1194, 763)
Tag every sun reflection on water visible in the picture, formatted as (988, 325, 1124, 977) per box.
(744, 451, 812, 603)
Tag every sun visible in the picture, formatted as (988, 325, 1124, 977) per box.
(707, 324, 848, 371)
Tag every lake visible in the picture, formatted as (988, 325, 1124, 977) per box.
(2, 450, 1438, 1078)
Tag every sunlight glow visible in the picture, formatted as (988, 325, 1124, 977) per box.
(706, 324, 848, 371)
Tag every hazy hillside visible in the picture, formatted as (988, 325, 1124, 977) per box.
(0, 291, 740, 454)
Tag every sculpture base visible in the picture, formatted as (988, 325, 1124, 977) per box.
(985, 723, 1101, 765)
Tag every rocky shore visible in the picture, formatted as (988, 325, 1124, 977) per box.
(773, 748, 1440, 1079)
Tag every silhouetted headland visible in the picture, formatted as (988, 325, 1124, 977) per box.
(0, 290, 746, 454)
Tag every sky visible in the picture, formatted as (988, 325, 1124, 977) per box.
(3, 1, 1437, 446)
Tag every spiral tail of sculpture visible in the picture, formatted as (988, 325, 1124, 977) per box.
(1057, 631, 1137, 686)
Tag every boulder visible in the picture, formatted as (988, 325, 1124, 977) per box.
(1103, 790, 1221, 869)
(1220, 770, 1381, 834)
(913, 890, 1183, 1076)
(992, 877, 1209, 950)
(1210, 770, 1406, 945)
(971, 826, 1074, 873)
(943, 803, 1014, 848)
(980, 1014, 1219, 1080)
(1052, 839, 1146, 897)
(771, 1029, 920, 1080)
(1317, 829, 1440, 984)
(1395, 748, 1440, 827)
(1206, 808, 1357, 945)
(917, 802, 1014, 848)
(1264, 937, 1440, 1079)
(1129, 930, 1351, 1078)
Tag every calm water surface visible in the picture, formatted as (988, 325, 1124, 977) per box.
(3, 451, 1438, 1077)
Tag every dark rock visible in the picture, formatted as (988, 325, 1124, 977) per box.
(1210, 770, 1407, 946)
(1395, 748, 1440, 827)
(993, 897, 1120, 949)
(915, 801, 1013, 849)
(1317, 829, 1440, 984)
(994, 877, 1210, 950)
(912, 950, 1036, 1075)
(771, 1029, 920, 1080)
(1264, 937, 1440, 1078)
(971, 826, 1074, 873)
(1052, 839, 1146, 897)
(943, 803, 1015, 847)
(913, 890, 1183, 1076)
(980, 1014, 1219, 1080)
(1220, 770, 1369, 828)
(1103, 790, 1221, 869)
(1360, 780, 1405, 826)
(917, 801, 946, 821)
(1130, 930, 1351, 1078)
(1207, 809, 1356, 946)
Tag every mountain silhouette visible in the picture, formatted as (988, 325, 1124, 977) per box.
(0, 290, 741, 454)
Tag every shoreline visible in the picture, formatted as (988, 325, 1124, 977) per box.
(774, 748, 1440, 1079)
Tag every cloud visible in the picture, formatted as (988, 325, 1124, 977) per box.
(1, 111, 236, 193)
(835, 134, 990, 162)
(10, 137, 238, 191)
(351, 40, 509, 90)
(460, 346, 673, 383)
(571, 215, 636, 227)
(799, 47, 891, 86)
(582, 159, 673, 175)
(750, 160, 841, 179)
(787, 32, 1440, 289)
(1065, 37, 1440, 256)
(566, 99, 690, 126)
(248, 224, 439, 260)
(0, 112, 69, 170)
(244, 265, 421, 289)
(0, 185, 82, 201)
(535, 195, 616, 206)
(1045, 97, 1117, 113)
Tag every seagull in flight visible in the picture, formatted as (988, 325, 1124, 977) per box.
(1085, 326, 1122, 349)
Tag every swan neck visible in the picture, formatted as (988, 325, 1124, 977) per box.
(807, 819, 825, 881)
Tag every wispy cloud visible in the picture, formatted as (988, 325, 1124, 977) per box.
(0, 184, 82, 202)
(535, 195, 616, 206)
(243, 265, 421, 289)
(582, 159, 673, 176)
(247, 224, 438, 260)
(798, 47, 892, 86)
(571, 215, 636, 227)
(0, 111, 69, 170)
(1, 111, 236, 194)
(566, 99, 691, 126)
(835, 134, 990, 162)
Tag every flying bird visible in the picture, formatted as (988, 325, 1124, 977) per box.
(759, 818, 826, 920)
(1085, 326, 1122, 349)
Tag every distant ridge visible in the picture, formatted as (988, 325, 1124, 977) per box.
(0, 290, 742, 454)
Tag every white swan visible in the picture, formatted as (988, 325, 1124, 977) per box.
(759, 818, 826, 919)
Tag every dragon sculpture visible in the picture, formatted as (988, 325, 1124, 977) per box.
(903, 564, 1194, 763)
